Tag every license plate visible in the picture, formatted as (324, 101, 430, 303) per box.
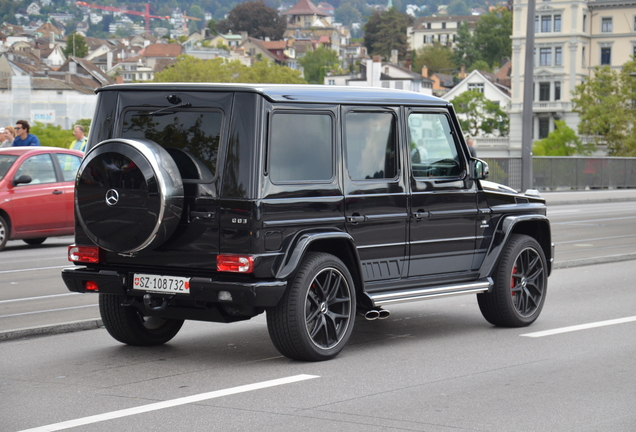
(133, 274, 190, 295)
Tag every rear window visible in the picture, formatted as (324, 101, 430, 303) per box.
(121, 109, 223, 179)
(0, 155, 17, 180)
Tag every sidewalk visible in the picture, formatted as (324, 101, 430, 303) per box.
(540, 188, 636, 205)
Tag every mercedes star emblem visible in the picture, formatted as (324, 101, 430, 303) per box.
(105, 189, 120, 206)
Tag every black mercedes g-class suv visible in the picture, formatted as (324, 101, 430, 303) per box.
(62, 83, 552, 361)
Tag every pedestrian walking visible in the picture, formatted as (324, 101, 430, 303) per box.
(12, 120, 40, 147)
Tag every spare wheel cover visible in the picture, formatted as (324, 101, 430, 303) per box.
(76, 138, 184, 254)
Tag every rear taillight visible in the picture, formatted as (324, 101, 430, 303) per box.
(68, 245, 102, 264)
(216, 254, 254, 273)
(84, 281, 99, 291)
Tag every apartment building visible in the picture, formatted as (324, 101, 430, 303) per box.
(407, 15, 480, 51)
(509, 0, 636, 154)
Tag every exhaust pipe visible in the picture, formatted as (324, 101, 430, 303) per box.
(378, 309, 391, 319)
(363, 309, 390, 320)
(364, 309, 380, 320)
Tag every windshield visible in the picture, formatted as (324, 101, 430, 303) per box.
(0, 155, 18, 181)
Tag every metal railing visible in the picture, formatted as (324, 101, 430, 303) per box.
(482, 157, 636, 192)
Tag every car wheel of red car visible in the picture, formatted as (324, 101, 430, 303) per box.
(0, 215, 8, 251)
(23, 238, 46, 245)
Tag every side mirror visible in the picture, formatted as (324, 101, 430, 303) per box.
(469, 159, 489, 180)
(13, 174, 32, 186)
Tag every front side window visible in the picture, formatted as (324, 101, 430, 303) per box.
(408, 112, 460, 179)
(15, 154, 57, 185)
(0, 155, 17, 181)
(269, 112, 333, 183)
(345, 111, 397, 181)
(601, 17, 612, 32)
(122, 109, 223, 179)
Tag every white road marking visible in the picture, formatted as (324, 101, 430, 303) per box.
(17, 374, 320, 432)
(0, 304, 98, 318)
(0, 265, 69, 274)
(0, 293, 80, 304)
(521, 316, 636, 338)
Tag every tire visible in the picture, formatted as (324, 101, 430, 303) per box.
(478, 234, 548, 327)
(99, 294, 184, 346)
(0, 215, 8, 251)
(267, 252, 356, 361)
(76, 139, 184, 254)
(23, 237, 46, 245)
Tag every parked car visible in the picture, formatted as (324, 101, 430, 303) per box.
(0, 147, 84, 250)
(62, 84, 553, 361)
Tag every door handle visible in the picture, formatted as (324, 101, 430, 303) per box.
(412, 211, 429, 220)
(347, 215, 366, 223)
(52, 190, 63, 195)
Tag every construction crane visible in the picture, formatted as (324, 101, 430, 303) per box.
(181, 13, 202, 36)
(76, 1, 169, 33)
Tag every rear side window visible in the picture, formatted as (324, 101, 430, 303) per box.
(345, 111, 397, 181)
(269, 112, 333, 183)
(55, 154, 82, 182)
(121, 110, 223, 179)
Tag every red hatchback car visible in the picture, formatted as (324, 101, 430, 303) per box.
(0, 147, 84, 251)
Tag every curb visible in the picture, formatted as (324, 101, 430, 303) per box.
(0, 319, 103, 342)
(552, 253, 636, 270)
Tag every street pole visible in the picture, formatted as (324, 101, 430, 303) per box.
(521, 0, 536, 191)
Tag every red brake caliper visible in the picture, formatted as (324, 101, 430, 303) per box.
(511, 266, 517, 296)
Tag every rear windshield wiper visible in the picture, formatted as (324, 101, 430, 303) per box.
(136, 102, 192, 117)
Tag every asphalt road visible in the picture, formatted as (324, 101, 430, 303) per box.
(2, 193, 636, 339)
(1, 259, 635, 431)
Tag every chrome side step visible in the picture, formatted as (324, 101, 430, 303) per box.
(368, 278, 492, 307)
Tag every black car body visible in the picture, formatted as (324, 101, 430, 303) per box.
(62, 83, 552, 361)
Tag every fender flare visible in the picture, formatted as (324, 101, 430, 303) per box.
(272, 229, 362, 281)
(478, 214, 552, 279)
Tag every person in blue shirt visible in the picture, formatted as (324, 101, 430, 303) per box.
(12, 120, 40, 146)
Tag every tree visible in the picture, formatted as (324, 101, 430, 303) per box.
(447, 0, 470, 16)
(412, 43, 455, 76)
(63, 32, 88, 58)
(452, 21, 478, 69)
(153, 55, 306, 84)
(207, 19, 218, 36)
(335, 2, 362, 27)
(472, 8, 512, 68)
(217, 1, 287, 41)
(363, 8, 413, 61)
(571, 60, 636, 155)
(451, 90, 509, 137)
(533, 120, 593, 156)
(298, 45, 339, 84)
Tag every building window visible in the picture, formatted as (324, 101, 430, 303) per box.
(539, 82, 550, 101)
(442, 22, 446, 29)
(582, 47, 586, 67)
(555, 82, 561, 100)
(382, 82, 390, 88)
(396, 82, 403, 90)
(540, 48, 552, 66)
(423, 35, 427, 44)
(555, 47, 562, 66)
(468, 83, 484, 93)
(328, 79, 335, 85)
(554, 15, 561, 32)
(427, 22, 431, 29)
(601, 47, 611, 65)
(601, 17, 612, 32)
(539, 118, 550, 139)
(541, 15, 552, 32)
